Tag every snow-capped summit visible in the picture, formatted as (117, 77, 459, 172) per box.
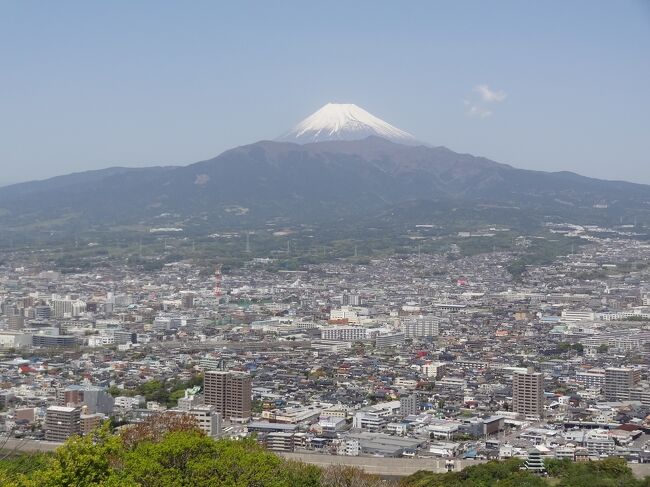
(277, 103, 419, 145)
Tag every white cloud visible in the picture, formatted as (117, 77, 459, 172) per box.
(475, 84, 507, 103)
(464, 84, 506, 118)
(470, 105, 492, 118)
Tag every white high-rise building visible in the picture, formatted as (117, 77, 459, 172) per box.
(402, 315, 441, 338)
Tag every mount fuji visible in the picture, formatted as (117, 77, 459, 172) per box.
(277, 103, 420, 145)
(1, 103, 649, 238)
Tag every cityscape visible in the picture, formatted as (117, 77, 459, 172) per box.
(0, 221, 649, 479)
(1, 1, 649, 485)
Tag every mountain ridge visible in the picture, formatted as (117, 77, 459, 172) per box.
(0, 136, 648, 235)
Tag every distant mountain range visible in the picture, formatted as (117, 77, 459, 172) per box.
(1, 104, 649, 237)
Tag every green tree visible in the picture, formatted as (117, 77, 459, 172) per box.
(30, 422, 129, 487)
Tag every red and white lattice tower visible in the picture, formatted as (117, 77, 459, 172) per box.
(214, 265, 222, 299)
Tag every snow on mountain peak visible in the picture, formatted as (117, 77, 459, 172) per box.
(277, 103, 419, 145)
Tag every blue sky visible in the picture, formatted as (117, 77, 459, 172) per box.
(1, 1, 649, 184)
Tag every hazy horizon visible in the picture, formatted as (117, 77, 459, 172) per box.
(2, 1, 649, 185)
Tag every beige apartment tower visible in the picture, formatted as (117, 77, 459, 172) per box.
(604, 367, 640, 401)
(45, 406, 81, 441)
(512, 370, 544, 419)
(203, 370, 251, 421)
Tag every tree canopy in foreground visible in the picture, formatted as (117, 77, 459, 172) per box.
(0, 416, 647, 486)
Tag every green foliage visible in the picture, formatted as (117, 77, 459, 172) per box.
(401, 457, 650, 487)
(0, 424, 328, 487)
(0, 452, 52, 485)
(120, 433, 293, 487)
(544, 457, 648, 487)
(2, 429, 647, 487)
(112, 374, 204, 408)
(556, 342, 584, 355)
(28, 422, 126, 487)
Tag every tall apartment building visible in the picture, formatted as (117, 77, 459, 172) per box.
(375, 332, 405, 348)
(7, 311, 24, 330)
(400, 394, 419, 416)
(341, 293, 361, 306)
(512, 370, 544, 419)
(575, 369, 606, 389)
(422, 361, 446, 379)
(181, 292, 195, 309)
(604, 367, 640, 401)
(320, 326, 367, 342)
(34, 305, 52, 320)
(402, 315, 440, 338)
(560, 310, 596, 323)
(51, 299, 86, 318)
(188, 405, 222, 437)
(204, 370, 252, 421)
(45, 406, 81, 441)
(60, 385, 115, 415)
